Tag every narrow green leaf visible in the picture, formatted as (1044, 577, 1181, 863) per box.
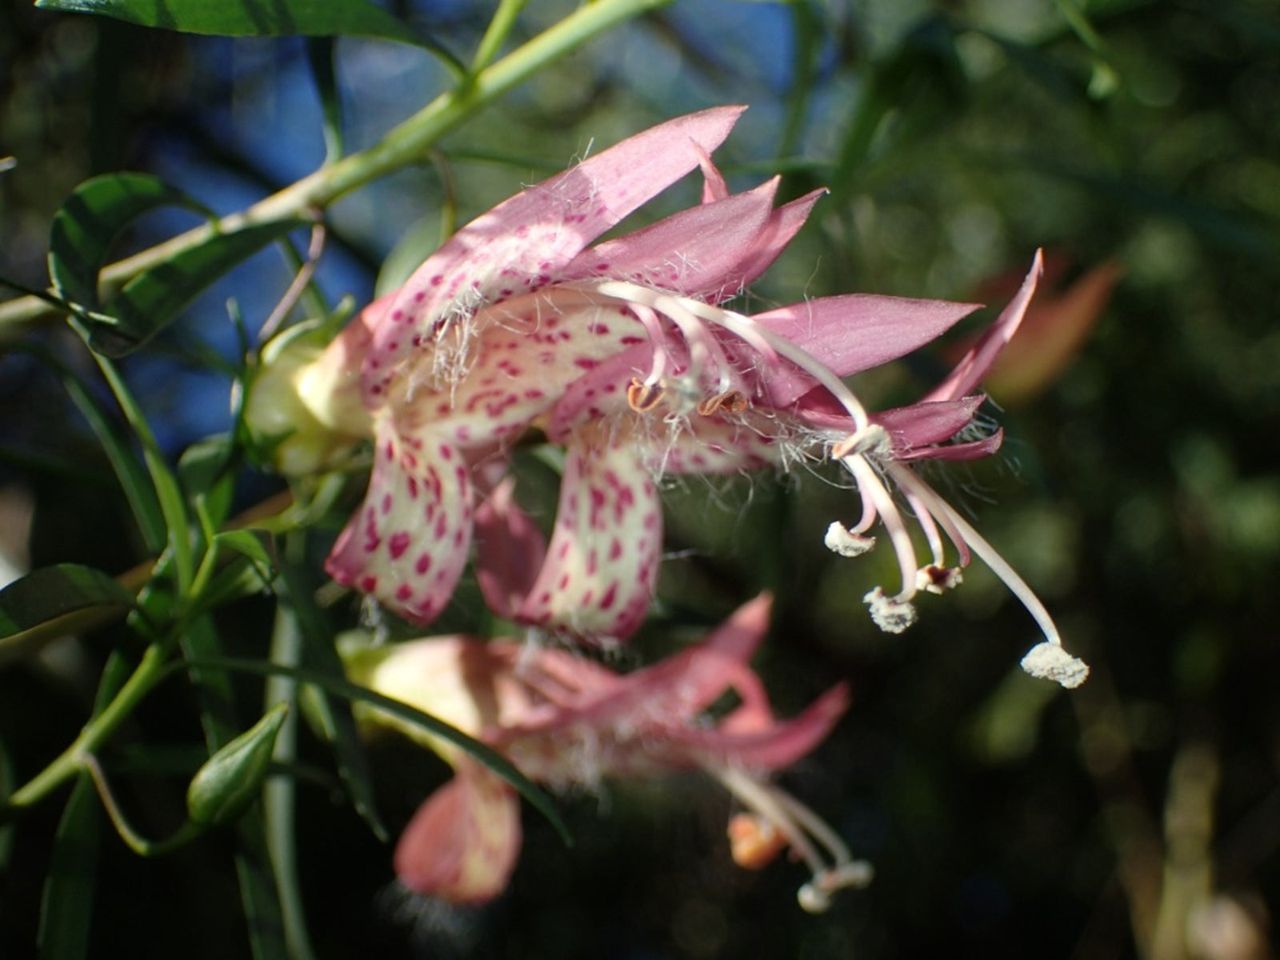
(277, 563, 388, 842)
(93, 218, 310, 357)
(0, 565, 135, 662)
(180, 434, 237, 530)
(199, 556, 273, 612)
(36, 0, 425, 46)
(36, 653, 131, 960)
(187, 655, 572, 847)
(182, 618, 288, 960)
(306, 38, 344, 164)
(215, 531, 274, 572)
(48, 173, 197, 312)
(36, 776, 99, 960)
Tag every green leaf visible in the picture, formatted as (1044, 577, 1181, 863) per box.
(187, 703, 290, 827)
(188, 654, 572, 847)
(35, 0, 425, 46)
(181, 618, 288, 960)
(277, 563, 388, 842)
(47, 172, 310, 356)
(48, 173, 198, 313)
(36, 776, 100, 960)
(93, 218, 310, 357)
(36, 652, 131, 960)
(0, 565, 135, 662)
(215, 531, 274, 572)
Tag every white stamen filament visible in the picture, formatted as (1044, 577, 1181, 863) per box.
(715, 766, 872, 913)
(654, 294, 738, 397)
(904, 488, 947, 569)
(890, 463, 1089, 687)
(590, 281, 872, 433)
(845, 455, 918, 603)
(629, 302, 673, 388)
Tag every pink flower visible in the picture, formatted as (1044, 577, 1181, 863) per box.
(278, 106, 1086, 683)
(345, 596, 868, 910)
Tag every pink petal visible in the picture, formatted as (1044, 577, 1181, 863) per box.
(394, 764, 522, 904)
(923, 250, 1044, 402)
(362, 106, 747, 402)
(756, 294, 981, 408)
(516, 438, 660, 640)
(674, 683, 850, 771)
(873, 397, 986, 449)
(525, 595, 774, 738)
(725, 188, 826, 299)
(326, 424, 473, 625)
(894, 429, 1003, 461)
(697, 146, 730, 203)
(559, 178, 780, 299)
(473, 477, 547, 621)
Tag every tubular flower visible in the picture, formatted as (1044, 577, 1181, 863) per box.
(273, 106, 1086, 683)
(343, 595, 866, 911)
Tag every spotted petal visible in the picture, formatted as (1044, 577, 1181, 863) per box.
(516, 437, 660, 639)
(326, 422, 473, 625)
(363, 106, 747, 401)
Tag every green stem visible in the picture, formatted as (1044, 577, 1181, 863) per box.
(471, 0, 529, 74)
(0, 0, 669, 333)
(83, 753, 205, 856)
(1, 643, 171, 816)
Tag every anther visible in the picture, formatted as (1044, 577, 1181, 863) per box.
(727, 813, 788, 869)
(916, 564, 963, 594)
(697, 390, 748, 417)
(626, 377, 665, 413)
(1020, 641, 1090, 689)
(864, 587, 918, 634)
(824, 522, 876, 558)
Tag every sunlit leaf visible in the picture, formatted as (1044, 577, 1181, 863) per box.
(47, 172, 309, 356)
(0, 565, 135, 662)
(94, 218, 310, 357)
(48, 173, 197, 312)
(36, 0, 425, 46)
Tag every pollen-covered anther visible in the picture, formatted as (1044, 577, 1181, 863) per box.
(626, 377, 665, 413)
(916, 564, 963, 595)
(831, 423, 891, 460)
(824, 521, 876, 558)
(1020, 641, 1090, 689)
(863, 587, 918, 634)
(727, 812, 788, 870)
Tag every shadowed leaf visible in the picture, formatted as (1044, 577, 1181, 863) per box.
(35, 0, 428, 47)
(0, 565, 135, 663)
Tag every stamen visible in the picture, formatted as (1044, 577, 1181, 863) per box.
(590, 281, 872, 433)
(627, 377, 665, 413)
(845, 455, 919, 603)
(824, 521, 875, 558)
(714, 766, 872, 913)
(654, 294, 737, 398)
(863, 587, 918, 634)
(916, 564, 963, 594)
(727, 813, 788, 869)
(889, 463, 1089, 688)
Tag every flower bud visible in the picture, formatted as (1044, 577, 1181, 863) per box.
(186, 702, 288, 827)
